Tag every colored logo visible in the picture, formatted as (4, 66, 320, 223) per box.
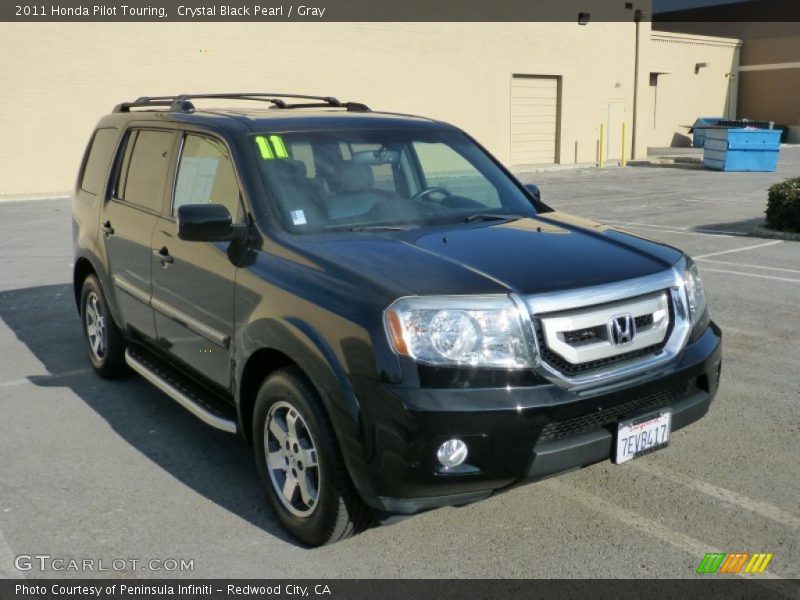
(696, 552, 774, 574)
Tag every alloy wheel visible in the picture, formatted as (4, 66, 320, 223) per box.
(84, 290, 107, 361)
(264, 401, 321, 517)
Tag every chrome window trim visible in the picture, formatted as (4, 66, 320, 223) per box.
(513, 258, 690, 391)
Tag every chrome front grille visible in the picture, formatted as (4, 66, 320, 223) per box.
(534, 290, 673, 376)
(518, 263, 692, 390)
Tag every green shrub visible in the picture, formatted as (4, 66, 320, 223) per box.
(766, 177, 800, 232)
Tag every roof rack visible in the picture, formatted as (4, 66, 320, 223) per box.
(113, 93, 371, 113)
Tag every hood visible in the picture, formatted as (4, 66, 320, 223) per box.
(305, 212, 683, 297)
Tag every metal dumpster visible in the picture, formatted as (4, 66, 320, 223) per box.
(690, 118, 773, 148)
(690, 117, 723, 148)
(702, 128, 781, 172)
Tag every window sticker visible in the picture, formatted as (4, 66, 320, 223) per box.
(269, 135, 289, 158)
(255, 134, 289, 160)
(174, 156, 220, 208)
(255, 135, 274, 159)
(290, 209, 307, 226)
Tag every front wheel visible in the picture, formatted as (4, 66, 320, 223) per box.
(253, 367, 371, 546)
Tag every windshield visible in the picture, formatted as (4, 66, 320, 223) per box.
(250, 128, 537, 232)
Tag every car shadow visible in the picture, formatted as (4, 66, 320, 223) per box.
(0, 283, 302, 547)
(694, 216, 766, 236)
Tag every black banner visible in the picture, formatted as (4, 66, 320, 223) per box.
(1, 580, 800, 600)
(2, 0, 800, 23)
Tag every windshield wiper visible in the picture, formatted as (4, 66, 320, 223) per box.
(463, 213, 526, 223)
(347, 225, 411, 232)
(323, 223, 412, 232)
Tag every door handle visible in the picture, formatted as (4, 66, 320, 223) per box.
(154, 247, 174, 266)
(101, 221, 114, 236)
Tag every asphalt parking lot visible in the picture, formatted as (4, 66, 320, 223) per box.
(1, 149, 798, 583)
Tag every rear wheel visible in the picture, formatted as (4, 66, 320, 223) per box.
(253, 367, 371, 546)
(80, 274, 128, 378)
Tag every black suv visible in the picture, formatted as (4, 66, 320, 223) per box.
(72, 93, 722, 546)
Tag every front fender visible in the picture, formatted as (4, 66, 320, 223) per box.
(234, 316, 380, 508)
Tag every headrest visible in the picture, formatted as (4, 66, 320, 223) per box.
(260, 159, 307, 179)
(328, 162, 374, 193)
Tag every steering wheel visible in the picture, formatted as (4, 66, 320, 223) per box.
(412, 187, 452, 202)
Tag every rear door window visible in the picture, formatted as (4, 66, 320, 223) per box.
(119, 129, 174, 212)
(80, 128, 118, 195)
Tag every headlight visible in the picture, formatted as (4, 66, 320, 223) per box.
(683, 257, 708, 325)
(384, 296, 534, 368)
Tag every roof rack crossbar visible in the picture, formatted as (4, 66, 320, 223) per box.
(276, 101, 370, 112)
(114, 93, 370, 113)
(114, 100, 174, 113)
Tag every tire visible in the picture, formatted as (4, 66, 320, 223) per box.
(79, 274, 128, 378)
(253, 367, 371, 546)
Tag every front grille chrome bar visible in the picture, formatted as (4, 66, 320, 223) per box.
(538, 290, 670, 365)
(511, 258, 691, 392)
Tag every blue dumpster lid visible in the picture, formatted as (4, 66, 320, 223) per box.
(693, 117, 724, 127)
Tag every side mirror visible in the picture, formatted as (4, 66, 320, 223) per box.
(524, 183, 541, 202)
(177, 204, 245, 242)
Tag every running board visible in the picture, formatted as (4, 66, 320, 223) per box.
(125, 347, 237, 434)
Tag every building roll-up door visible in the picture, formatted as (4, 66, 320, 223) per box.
(511, 75, 560, 165)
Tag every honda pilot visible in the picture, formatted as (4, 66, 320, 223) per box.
(71, 93, 722, 546)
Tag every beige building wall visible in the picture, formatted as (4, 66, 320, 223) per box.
(652, 22, 799, 139)
(0, 19, 650, 196)
(738, 34, 800, 131)
(647, 32, 741, 147)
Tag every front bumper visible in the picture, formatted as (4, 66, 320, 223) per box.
(352, 322, 722, 515)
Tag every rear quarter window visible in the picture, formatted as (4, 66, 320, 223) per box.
(80, 128, 118, 195)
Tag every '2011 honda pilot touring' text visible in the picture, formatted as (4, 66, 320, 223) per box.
(72, 93, 722, 546)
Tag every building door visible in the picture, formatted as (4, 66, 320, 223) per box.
(606, 101, 628, 161)
(511, 75, 560, 165)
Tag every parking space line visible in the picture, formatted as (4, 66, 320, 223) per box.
(630, 462, 800, 530)
(694, 240, 783, 259)
(546, 481, 787, 585)
(0, 368, 93, 388)
(696, 258, 800, 275)
(701, 267, 800, 285)
(599, 220, 746, 237)
(0, 526, 20, 578)
(626, 228, 744, 238)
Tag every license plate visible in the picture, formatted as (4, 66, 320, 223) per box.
(614, 411, 671, 464)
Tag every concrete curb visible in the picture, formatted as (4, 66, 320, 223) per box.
(0, 194, 70, 203)
(751, 224, 800, 241)
(511, 162, 601, 175)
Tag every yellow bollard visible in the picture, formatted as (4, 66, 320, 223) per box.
(621, 122, 628, 167)
(599, 123, 606, 168)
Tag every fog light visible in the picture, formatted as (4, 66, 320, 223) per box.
(437, 439, 468, 469)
